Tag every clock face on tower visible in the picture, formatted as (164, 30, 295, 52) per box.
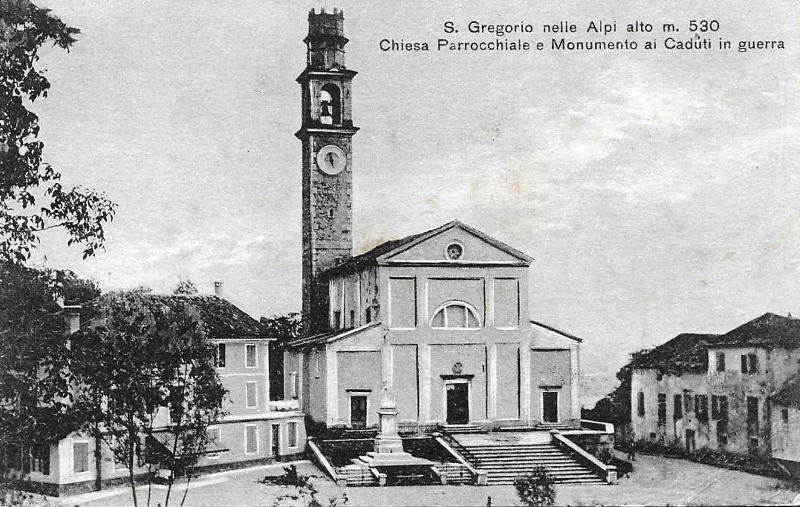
(316, 145, 347, 175)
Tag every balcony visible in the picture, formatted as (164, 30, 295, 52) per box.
(270, 400, 301, 412)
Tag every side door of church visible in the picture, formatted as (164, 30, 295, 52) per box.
(350, 395, 368, 428)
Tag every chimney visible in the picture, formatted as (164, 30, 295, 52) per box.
(213, 281, 224, 298)
(63, 305, 81, 335)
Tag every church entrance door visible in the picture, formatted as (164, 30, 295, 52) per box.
(542, 391, 559, 423)
(446, 381, 469, 424)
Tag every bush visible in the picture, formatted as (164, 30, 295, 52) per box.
(513, 467, 556, 507)
(268, 476, 348, 507)
(0, 485, 50, 507)
(260, 465, 312, 487)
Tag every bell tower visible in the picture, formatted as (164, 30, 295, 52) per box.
(296, 8, 358, 334)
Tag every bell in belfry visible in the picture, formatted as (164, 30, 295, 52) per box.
(320, 100, 333, 124)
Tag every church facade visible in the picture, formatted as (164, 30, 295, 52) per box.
(285, 9, 582, 431)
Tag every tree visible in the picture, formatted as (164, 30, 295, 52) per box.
(260, 313, 302, 400)
(0, 0, 116, 263)
(69, 292, 226, 507)
(583, 348, 651, 429)
(0, 262, 100, 463)
(172, 277, 198, 296)
(513, 467, 556, 507)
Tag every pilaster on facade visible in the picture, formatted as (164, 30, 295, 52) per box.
(520, 343, 532, 421)
(418, 343, 432, 421)
(487, 342, 498, 419)
(325, 347, 338, 425)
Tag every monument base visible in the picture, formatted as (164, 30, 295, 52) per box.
(373, 435, 404, 454)
(360, 451, 434, 468)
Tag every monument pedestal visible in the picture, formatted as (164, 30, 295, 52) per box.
(350, 386, 439, 485)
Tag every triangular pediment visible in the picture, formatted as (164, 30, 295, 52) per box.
(376, 221, 531, 266)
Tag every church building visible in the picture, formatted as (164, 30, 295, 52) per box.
(284, 9, 582, 431)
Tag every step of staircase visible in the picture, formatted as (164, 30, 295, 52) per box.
(457, 441, 607, 485)
(440, 424, 484, 434)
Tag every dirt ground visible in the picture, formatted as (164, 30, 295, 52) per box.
(57, 454, 799, 507)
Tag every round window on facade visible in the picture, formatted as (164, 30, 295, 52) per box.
(445, 242, 464, 261)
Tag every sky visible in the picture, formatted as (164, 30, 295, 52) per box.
(31, 1, 800, 403)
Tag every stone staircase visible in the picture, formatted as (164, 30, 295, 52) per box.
(461, 442, 606, 485)
(440, 424, 484, 434)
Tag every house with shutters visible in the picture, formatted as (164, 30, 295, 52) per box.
(0, 294, 306, 496)
(630, 312, 800, 477)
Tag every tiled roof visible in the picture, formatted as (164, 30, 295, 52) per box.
(319, 227, 437, 278)
(631, 333, 721, 374)
(772, 374, 800, 408)
(286, 322, 382, 349)
(180, 295, 271, 340)
(709, 313, 800, 349)
(86, 294, 270, 340)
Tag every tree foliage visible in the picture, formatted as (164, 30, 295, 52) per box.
(69, 292, 227, 507)
(261, 313, 302, 400)
(0, 0, 115, 262)
(172, 277, 198, 296)
(513, 467, 556, 507)
(0, 262, 99, 449)
(583, 349, 651, 428)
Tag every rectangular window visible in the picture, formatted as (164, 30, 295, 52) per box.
(31, 446, 49, 476)
(245, 425, 258, 454)
(741, 354, 748, 373)
(748, 353, 758, 373)
(717, 420, 728, 447)
(716, 352, 725, 372)
(207, 427, 221, 459)
(673, 394, 683, 420)
(246, 382, 257, 408)
(684, 392, 693, 413)
(782, 408, 789, 422)
(656, 372, 664, 381)
(349, 310, 355, 327)
(637, 391, 645, 417)
(333, 311, 342, 329)
(719, 396, 729, 421)
(215, 343, 226, 368)
(696, 395, 709, 422)
(246, 344, 257, 368)
(288, 422, 298, 448)
(289, 371, 298, 399)
(73, 441, 89, 474)
(747, 396, 759, 435)
(365, 307, 372, 324)
(314, 352, 320, 379)
(711, 395, 719, 420)
(657, 393, 667, 425)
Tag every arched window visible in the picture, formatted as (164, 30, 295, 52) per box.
(430, 301, 481, 329)
(320, 84, 341, 125)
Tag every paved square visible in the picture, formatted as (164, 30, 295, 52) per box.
(64, 455, 799, 506)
